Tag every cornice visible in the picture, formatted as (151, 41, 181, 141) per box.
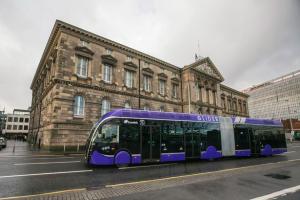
(220, 84, 249, 97)
(52, 78, 182, 106)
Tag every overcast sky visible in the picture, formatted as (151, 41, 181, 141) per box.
(0, 0, 299, 113)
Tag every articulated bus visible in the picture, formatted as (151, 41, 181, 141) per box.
(85, 109, 287, 166)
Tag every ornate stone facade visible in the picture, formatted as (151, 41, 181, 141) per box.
(29, 20, 248, 150)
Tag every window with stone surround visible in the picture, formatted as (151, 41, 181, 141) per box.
(101, 99, 111, 116)
(105, 48, 112, 55)
(126, 55, 133, 62)
(103, 64, 112, 83)
(124, 70, 134, 88)
(143, 105, 150, 111)
(159, 106, 165, 112)
(159, 79, 166, 95)
(124, 102, 131, 109)
(76, 56, 88, 77)
(74, 96, 85, 117)
(143, 75, 151, 92)
(172, 83, 178, 98)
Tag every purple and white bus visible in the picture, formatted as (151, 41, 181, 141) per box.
(84, 109, 287, 166)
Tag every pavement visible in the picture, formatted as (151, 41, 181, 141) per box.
(0, 140, 300, 200)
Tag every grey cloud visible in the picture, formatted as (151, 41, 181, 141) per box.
(0, 0, 299, 112)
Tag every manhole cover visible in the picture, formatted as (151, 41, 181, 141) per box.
(264, 173, 291, 180)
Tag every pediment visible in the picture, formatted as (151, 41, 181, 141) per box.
(171, 77, 180, 83)
(142, 67, 154, 74)
(124, 61, 137, 68)
(192, 57, 224, 81)
(158, 73, 168, 78)
(101, 54, 117, 65)
(75, 46, 94, 57)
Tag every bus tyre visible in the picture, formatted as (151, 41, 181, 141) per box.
(114, 151, 131, 167)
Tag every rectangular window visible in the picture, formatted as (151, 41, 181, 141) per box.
(14, 117, 18, 122)
(19, 118, 24, 123)
(25, 118, 29, 123)
(24, 125, 28, 130)
(126, 56, 133, 61)
(103, 64, 112, 83)
(76, 56, 88, 77)
(172, 84, 178, 98)
(80, 40, 89, 47)
(18, 125, 23, 130)
(105, 48, 112, 55)
(8, 117, 12, 122)
(143, 75, 151, 92)
(7, 125, 12, 130)
(13, 125, 17, 130)
(74, 96, 85, 116)
(159, 80, 165, 95)
(125, 70, 134, 88)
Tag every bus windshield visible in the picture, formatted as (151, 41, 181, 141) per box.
(94, 121, 119, 144)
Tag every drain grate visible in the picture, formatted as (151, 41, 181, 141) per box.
(264, 173, 291, 180)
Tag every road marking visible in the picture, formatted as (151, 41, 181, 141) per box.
(119, 163, 177, 170)
(283, 151, 296, 154)
(0, 188, 86, 200)
(13, 161, 81, 166)
(291, 145, 300, 148)
(0, 155, 74, 158)
(106, 158, 300, 188)
(0, 170, 93, 179)
(250, 185, 300, 200)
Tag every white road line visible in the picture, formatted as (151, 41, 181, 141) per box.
(283, 151, 296, 154)
(250, 185, 300, 200)
(0, 155, 73, 158)
(13, 161, 81, 166)
(0, 170, 92, 179)
(119, 163, 178, 170)
(107, 158, 300, 188)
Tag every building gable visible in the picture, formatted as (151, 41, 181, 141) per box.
(188, 57, 224, 81)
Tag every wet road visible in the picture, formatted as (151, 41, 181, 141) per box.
(0, 140, 300, 199)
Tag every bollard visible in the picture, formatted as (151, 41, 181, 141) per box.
(63, 143, 66, 152)
(77, 142, 79, 152)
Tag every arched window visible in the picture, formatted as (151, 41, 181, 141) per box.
(124, 102, 131, 109)
(74, 96, 85, 116)
(101, 99, 111, 116)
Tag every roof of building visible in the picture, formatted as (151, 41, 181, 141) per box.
(31, 20, 180, 88)
(242, 69, 300, 93)
(97, 109, 282, 127)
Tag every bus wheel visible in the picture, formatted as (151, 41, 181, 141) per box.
(114, 151, 131, 168)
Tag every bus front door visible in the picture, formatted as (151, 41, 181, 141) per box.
(185, 130, 201, 158)
(141, 126, 161, 162)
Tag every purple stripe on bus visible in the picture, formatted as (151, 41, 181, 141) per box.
(98, 109, 219, 124)
(90, 151, 114, 165)
(114, 151, 131, 165)
(235, 149, 251, 157)
(160, 152, 185, 162)
(261, 144, 272, 156)
(272, 148, 287, 154)
(201, 146, 222, 159)
(232, 117, 282, 127)
(97, 109, 282, 127)
(131, 154, 142, 164)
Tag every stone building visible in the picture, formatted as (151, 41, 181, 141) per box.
(29, 20, 248, 150)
